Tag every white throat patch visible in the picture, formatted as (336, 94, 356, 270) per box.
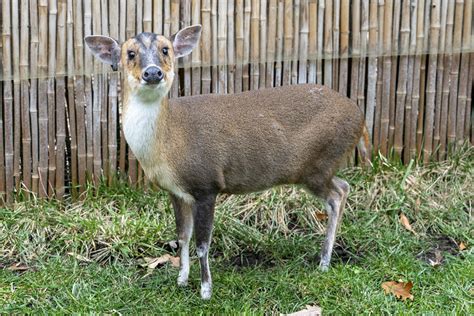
(122, 85, 164, 164)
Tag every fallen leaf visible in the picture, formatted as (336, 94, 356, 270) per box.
(68, 252, 92, 263)
(458, 242, 466, 251)
(283, 305, 322, 316)
(400, 213, 417, 235)
(169, 256, 180, 268)
(428, 250, 443, 267)
(382, 281, 414, 301)
(7, 263, 30, 272)
(144, 254, 180, 270)
(314, 212, 328, 221)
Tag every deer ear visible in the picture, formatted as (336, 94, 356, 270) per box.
(171, 25, 202, 58)
(84, 35, 121, 71)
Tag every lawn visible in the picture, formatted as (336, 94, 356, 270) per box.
(0, 148, 472, 314)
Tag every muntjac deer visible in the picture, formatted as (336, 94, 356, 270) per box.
(85, 25, 370, 299)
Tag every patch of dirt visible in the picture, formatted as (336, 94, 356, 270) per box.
(228, 250, 275, 269)
(417, 235, 461, 266)
(305, 240, 364, 265)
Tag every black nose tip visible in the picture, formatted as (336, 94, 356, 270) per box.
(142, 66, 164, 84)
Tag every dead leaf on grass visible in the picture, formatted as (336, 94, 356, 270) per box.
(399, 213, 417, 235)
(283, 305, 322, 316)
(382, 281, 414, 301)
(314, 212, 328, 221)
(7, 263, 30, 272)
(144, 254, 180, 270)
(458, 242, 467, 251)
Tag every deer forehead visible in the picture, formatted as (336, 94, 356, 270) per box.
(121, 33, 175, 78)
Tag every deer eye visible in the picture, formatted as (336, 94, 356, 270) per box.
(127, 50, 136, 60)
(162, 47, 169, 55)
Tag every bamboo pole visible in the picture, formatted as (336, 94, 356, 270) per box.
(108, 0, 119, 185)
(282, 0, 292, 85)
(291, 0, 300, 85)
(0, 76, 4, 202)
(409, 0, 425, 159)
(66, 0, 78, 196)
(12, 0, 21, 191)
(298, 0, 309, 84)
(379, 0, 393, 156)
(201, 0, 211, 93)
(266, 0, 277, 87)
(38, 0, 49, 196)
(181, 0, 192, 96)
(259, 0, 267, 88)
(20, 0, 31, 193)
(393, 0, 411, 159)
(136, 0, 143, 34)
(365, 0, 378, 142)
(91, 0, 101, 186)
(191, 0, 202, 95)
(153, 0, 163, 34)
(250, 0, 259, 90)
(144, 0, 152, 32)
(218, 0, 228, 93)
(338, 0, 349, 95)
(323, 0, 333, 88)
(226, 0, 234, 93)
(433, 0, 449, 157)
(416, 0, 431, 158)
(84, 0, 94, 184)
(235, 0, 244, 92)
(438, 0, 455, 160)
(423, 0, 440, 163)
(29, 0, 40, 195)
(403, 0, 418, 162)
(446, 0, 464, 151)
(388, 0, 400, 150)
(47, 0, 58, 195)
(274, 0, 284, 87)
(242, 0, 251, 90)
(118, 0, 127, 179)
(55, 0, 66, 198)
(100, 0, 109, 183)
(357, 0, 369, 113)
(332, 0, 340, 89)
(74, 0, 88, 193)
(350, 0, 360, 102)
(307, 0, 317, 84)
(465, 54, 473, 142)
(316, 0, 324, 84)
(211, 0, 218, 92)
(373, 0, 384, 152)
(2, 0, 14, 202)
(455, 0, 471, 146)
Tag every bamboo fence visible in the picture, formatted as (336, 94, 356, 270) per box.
(0, 0, 472, 202)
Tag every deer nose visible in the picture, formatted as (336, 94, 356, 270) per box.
(142, 66, 164, 84)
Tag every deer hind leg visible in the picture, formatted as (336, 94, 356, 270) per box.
(332, 177, 350, 231)
(193, 193, 217, 300)
(170, 194, 194, 287)
(306, 176, 350, 271)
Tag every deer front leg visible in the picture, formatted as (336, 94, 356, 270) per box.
(193, 193, 217, 300)
(170, 194, 193, 287)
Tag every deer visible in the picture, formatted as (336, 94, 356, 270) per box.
(85, 24, 371, 300)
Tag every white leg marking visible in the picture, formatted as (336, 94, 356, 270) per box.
(177, 239, 190, 287)
(200, 282, 212, 300)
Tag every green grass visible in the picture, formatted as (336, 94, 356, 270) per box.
(1, 147, 473, 314)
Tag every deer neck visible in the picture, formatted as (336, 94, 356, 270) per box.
(122, 84, 170, 168)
